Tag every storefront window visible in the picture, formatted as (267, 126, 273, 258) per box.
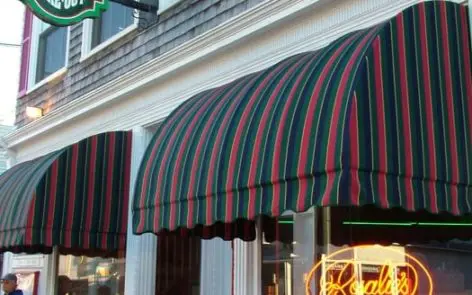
(155, 235, 201, 295)
(57, 255, 125, 295)
(262, 209, 316, 295)
(261, 207, 472, 295)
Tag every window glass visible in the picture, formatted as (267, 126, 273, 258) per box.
(36, 26, 67, 82)
(262, 211, 316, 295)
(57, 255, 125, 295)
(155, 235, 201, 295)
(262, 208, 472, 295)
(92, 2, 133, 48)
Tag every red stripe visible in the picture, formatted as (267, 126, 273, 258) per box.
(419, 3, 438, 213)
(225, 58, 295, 222)
(169, 87, 226, 229)
(186, 82, 247, 229)
(372, 37, 389, 208)
(46, 161, 59, 246)
(137, 106, 192, 233)
(439, 2, 459, 214)
(349, 93, 360, 205)
(120, 132, 132, 250)
(155, 93, 222, 232)
(396, 14, 415, 211)
(84, 136, 98, 248)
(205, 73, 267, 225)
(323, 30, 376, 206)
(289, 34, 360, 210)
(25, 192, 36, 245)
(247, 56, 310, 216)
(65, 144, 79, 248)
(102, 133, 116, 249)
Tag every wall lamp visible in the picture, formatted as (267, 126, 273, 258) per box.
(26, 106, 43, 119)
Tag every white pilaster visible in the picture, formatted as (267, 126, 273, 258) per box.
(124, 126, 158, 295)
(200, 239, 232, 295)
(233, 235, 261, 295)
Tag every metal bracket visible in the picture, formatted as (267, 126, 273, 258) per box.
(110, 0, 159, 13)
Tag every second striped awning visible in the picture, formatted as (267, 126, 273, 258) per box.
(0, 131, 132, 257)
(133, 1, 472, 239)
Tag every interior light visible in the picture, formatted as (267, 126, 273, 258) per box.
(26, 106, 43, 119)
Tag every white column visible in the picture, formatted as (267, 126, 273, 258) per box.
(124, 127, 158, 295)
(233, 236, 261, 295)
(200, 239, 232, 295)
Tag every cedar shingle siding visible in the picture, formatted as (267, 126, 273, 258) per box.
(16, 0, 264, 127)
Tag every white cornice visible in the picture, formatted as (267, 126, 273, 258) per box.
(5, 0, 467, 150)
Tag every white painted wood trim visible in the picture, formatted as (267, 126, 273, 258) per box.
(233, 235, 262, 295)
(124, 126, 158, 295)
(200, 239, 232, 295)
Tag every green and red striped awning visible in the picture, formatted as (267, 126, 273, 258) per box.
(133, 1, 472, 239)
(0, 131, 132, 257)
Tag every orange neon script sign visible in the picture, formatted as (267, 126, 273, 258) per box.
(304, 245, 433, 295)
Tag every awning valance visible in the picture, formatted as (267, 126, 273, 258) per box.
(133, 1, 472, 239)
(0, 131, 132, 257)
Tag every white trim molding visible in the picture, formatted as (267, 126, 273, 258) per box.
(124, 126, 158, 295)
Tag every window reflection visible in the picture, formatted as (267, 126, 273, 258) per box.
(155, 235, 201, 295)
(57, 255, 125, 295)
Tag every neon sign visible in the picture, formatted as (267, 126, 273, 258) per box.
(304, 245, 433, 295)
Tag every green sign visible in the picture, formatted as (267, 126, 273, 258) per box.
(21, 0, 109, 26)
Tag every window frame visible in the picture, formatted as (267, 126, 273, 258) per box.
(158, 0, 182, 14)
(27, 16, 70, 93)
(80, 0, 185, 62)
(36, 25, 68, 83)
(80, 2, 139, 62)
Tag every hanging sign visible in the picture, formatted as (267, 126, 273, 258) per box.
(20, 0, 109, 26)
(304, 245, 434, 295)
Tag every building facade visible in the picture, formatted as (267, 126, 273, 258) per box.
(0, 125, 13, 175)
(1, 0, 472, 294)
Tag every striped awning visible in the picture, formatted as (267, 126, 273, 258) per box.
(0, 131, 132, 257)
(133, 1, 472, 238)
